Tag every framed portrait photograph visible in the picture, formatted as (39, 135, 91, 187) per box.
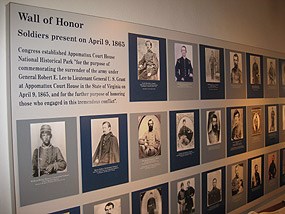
(251, 108, 262, 136)
(94, 198, 121, 214)
(30, 121, 67, 177)
(268, 106, 277, 133)
(138, 114, 161, 159)
(91, 117, 120, 168)
(177, 178, 195, 214)
(176, 112, 194, 152)
(231, 163, 244, 196)
(267, 152, 277, 181)
(230, 108, 244, 141)
(137, 37, 160, 81)
(250, 55, 261, 85)
(281, 61, 285, 86)
(205, 48, 220, 83)
(229, 52, 243, 84)
(267, 58, 277, 86)
(251, 157, 262, 188)
(140, 188, 162, 214)
(174, 43, 194, 82)
(207, 169, 222, 207)
(206, 110, 221, 145)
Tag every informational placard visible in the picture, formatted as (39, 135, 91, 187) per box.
(169, 109, 200, 171)
(265, 151, 279, 194)
(263, 57, 279, 98)
(279, 59, 285, 97)
(200, 45, 225, 99)
(225, 50, 246, 99)
(226, 161, 247, 213)
(202, 167, 226, 214)
(247, 53, 264, 98)
(246, 105, 265, 151)
(201, 108, 225, 164)
(168, 40, 199, 100)
(248, 155, 264, 203)
(226, 106, 247, 157)
(83, 194, 129, 214)
(170, 174, 200, 214)
(265, 104, 279, 147)
(132, 183, 169, 214)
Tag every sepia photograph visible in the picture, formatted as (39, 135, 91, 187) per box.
(30, 121, 67, 177)
(94, 199, 121, 214)
(267, 58, 277, 85)
(137, 37, 160, 81)
(206, 110, 221, 145)
(231, 108, 244, 141)
(138, 115, 161, 159)
(207, 169, 222, 207)
(205, 48, 220, 83)
(268, 106, 277, 133)
(177, 178, 195, 214)
(251, 157, 262, 188)
(231, 164, 244, 196)
(91, 118, 120, 167)
(140, 188, 162, 214)
(250, 55, 261, 85)
(174, 43, 194, 82)
(176, 112, 194, 152)
(230, 52, 243, 84)
(251, 108, 262, 136)
(268, 152, 277, 180)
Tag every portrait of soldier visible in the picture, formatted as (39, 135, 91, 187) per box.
(177, 115, 194, 151)
(267, 59, 276, 85)
(207, 111, 221, 145)
(32, 124, 67, 177)
(92, 121, 120, 167)
(251, 56, 260, 84)
(268, 106, 277, 133)
(138, 116, 161, 158)
(175, 45, 193, 82)
(140, 188, 162, 214)
(231, 109, 243, 141)
(137, 39, 159, 81)
(177, 182, 186, 214)
(268, 153, 277, 180)
(251, 163, 261, 188)
(252, 109, 261, 135)
(230, 53, 242, 84)
(104, 202, 115, 214)
(208, 178, 221, 206)
(94, 199, 121, 214)
(231, 164, 244, 196)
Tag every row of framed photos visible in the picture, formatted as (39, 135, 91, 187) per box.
(50, 149, 285, 214)
(129, 33, 285, 101)
(16, 104, 285, 206)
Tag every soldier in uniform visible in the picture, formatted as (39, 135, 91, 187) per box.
(232, 164, 243, 196)
(251, 57, 260, 84)
(231, 53, 242, 84)
(231, 109, 243, 140)
(178, 119, 194, 149)
(175, 46, 193, 82)
(208, 178, 221, 206)
(268, 61, 276, 85)
(209, 50, 217, 81)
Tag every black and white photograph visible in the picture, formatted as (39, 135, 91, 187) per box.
(267, 58, 277, 85)
(251, 157, 262, 188)
(231, 108, 244, 141)
(268, 152, 277, 181)
(94, 199, 121, 214)
(231, 164, 244, 196)
(176, 113, 194, 152)
(137, 37, 160, 81)
(251, 108, 262, 136)
(174, 43, 194, 82)
(205, 48, 220, 83)
(177, 178, 195, 214)
(30, 122, 67, 177)
(140, 188, 162, 214)
(206, 110, 221, 145)
(268, 106, 277, 133)
(230, 52, 243, 84)
(91, 118, 120, 167)
(207, 169, 222, 207)
(250, 55, 261, 85)
(138, 115, 161, 159)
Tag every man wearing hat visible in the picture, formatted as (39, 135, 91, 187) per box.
(32, 124, 67, 177)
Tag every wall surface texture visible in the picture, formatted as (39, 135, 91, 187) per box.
(1, 0, 285, 213)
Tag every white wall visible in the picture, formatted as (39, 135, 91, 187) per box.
(1, 0, 285, 213)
